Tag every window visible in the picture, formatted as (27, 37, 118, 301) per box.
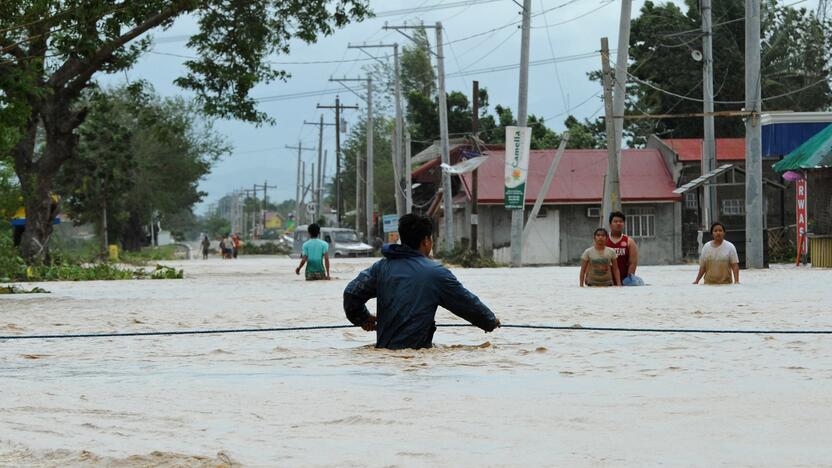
(625, 207, 655, 238)
(722, 199, 745, 215)
(685, 191, 698, 210)
(586, 207, 601, 218)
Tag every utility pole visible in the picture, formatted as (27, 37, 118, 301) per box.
(252, 183, 258, 237)
(347, 42, 405, 217)
(745, 0, 764, 268)
(612, 0, 631, 226)
(405, 129, 412, 214)
(471, 80, 480, 255)
(256, 181, 277, 233)
(329, 77, 373, 240)
(285, 142, 316, 226)
(600, 37, 621, 227)
(384, 22, 452, 252)
(318, 96, 358, 227)
(304, 116, 336, 219)
(512, 0, 532, 266)
(702, 0, 717, 229)
(322, 149, 328, 214)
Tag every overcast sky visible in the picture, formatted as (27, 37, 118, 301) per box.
(96, 0, 819, 214)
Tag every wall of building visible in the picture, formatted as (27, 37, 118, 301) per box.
(472, 202, 681, 265)
(675, 160, 796, 258)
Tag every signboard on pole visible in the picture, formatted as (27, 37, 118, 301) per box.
(504, 126, 531, 209)
(382, 214, 399, 233)
(382, 214, 399, 244)
(796, 178, 808, 264)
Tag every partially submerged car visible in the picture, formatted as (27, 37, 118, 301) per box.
(293, 226, 373, 257)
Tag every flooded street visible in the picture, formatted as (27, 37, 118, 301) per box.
(2, 257, 832, 466)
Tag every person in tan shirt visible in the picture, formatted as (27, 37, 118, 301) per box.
(580, 228, 621, 287)
(694, 222, 740, 285)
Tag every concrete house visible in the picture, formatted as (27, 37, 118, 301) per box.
(411, 144, 683, 265)
(647, 112, 832, 258)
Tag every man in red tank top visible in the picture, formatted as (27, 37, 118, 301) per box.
(605, 211, 643, 286)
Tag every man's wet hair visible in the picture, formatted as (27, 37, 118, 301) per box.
(399, 214, 433, 250)
(308, 223, 321, 238)
(594, 227, 609, 237)
(609, 211, 626, 223)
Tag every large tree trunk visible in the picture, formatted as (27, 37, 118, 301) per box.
(15, 98, 84, 265)
(121, 211, 146, 252)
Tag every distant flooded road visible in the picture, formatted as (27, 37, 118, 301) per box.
(2, 257, 832, 466)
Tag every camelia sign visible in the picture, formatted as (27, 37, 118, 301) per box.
(504, 126, 531, 209)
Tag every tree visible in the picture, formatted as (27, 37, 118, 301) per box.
(339, 115, 396, 228)
(1, 0, 370, 263)
(55, 84, 229, 251)
(625, 0, 832, 144)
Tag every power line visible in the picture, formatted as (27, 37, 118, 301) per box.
(373, 0, 504, 18)
(538, 0, 569, 113)
(447, 50, 604, 78)
(148, 49, 388, 65)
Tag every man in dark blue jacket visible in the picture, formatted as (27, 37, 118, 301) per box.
(343, 214, 500, 349)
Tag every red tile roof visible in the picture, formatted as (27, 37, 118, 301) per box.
(661, 138, 745, 161)
(460, 148, 680, 204)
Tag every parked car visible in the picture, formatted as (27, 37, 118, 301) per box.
(293, 226, 374, 257)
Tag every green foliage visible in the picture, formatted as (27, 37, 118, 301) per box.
(436, 246, 501, 268)
(0, 285, 50, 294)
(149, 264, 184, 279)
(0, 160, 20, 219)
(241, 242, 290, 255)
(626, 0, 832, 143)
(338, 116, 398, 224)
(200, 213, 232, 238)
(2, 1, 370, 264)
(119, 245, 179, 265)
(0, 222, 26, 280)
(54, 84, 230, 250)
(1, 221, 182, 281)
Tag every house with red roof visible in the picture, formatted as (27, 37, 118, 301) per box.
(411, 144, 682, 265)
(647, 134, 791, 258)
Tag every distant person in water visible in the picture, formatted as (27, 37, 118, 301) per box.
(580, 228, 621, 287)
(295, 223, 330, 280)
(231, 233, 241, 259)
(343, 214, 500, 349)
(606, 211, 644, 286)
(201, 235, 210, 260)
(694, 222, 739, 285)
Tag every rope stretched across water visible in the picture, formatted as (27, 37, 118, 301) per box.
(1, 323, 831, 341)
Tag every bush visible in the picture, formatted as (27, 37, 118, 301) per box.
(0, 224, 184, 282)
(240, 242, 291, 255)
(436, 246, 501, 268)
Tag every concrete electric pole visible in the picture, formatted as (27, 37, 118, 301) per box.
(511, 0, 532, 266)
(330, 76, 373, 241)
(600, 37, 621, 226)
(347, 42, 406, 218)
(384, 22, 452, 252)
(318, 96, 358, 227)
(745, 0, 764, 268)
(702, 0, 717, 229)
(285, 142, 316, 226)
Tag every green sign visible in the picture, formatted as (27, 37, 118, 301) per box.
(504, 126, 531, 209)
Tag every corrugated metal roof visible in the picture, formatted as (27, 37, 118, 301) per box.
(460, 148, 680, 204)
(661, 138, 746, 162)
(773, 123, 832, 172)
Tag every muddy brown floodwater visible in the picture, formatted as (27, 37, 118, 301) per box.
(2, 257, 832, 466)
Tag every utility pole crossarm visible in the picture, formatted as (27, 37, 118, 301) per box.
(383, 23, 439, 57)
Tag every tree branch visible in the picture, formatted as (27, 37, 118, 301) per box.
(49, 1, 193, 96)
(0, 38, 28, 61)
